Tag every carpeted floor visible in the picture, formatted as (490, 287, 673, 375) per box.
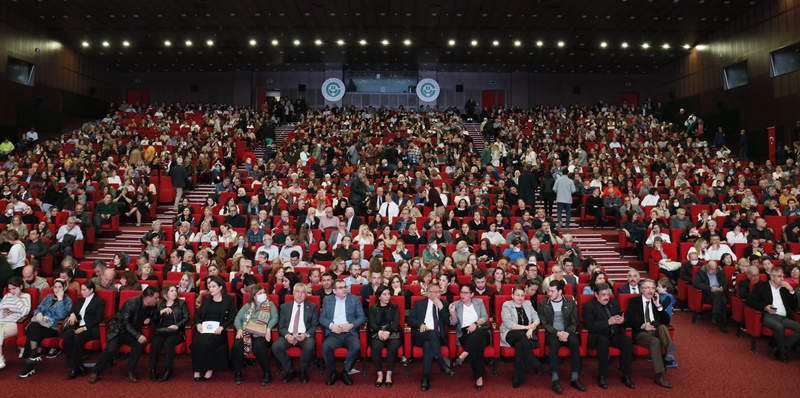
(0, 311, 796, 397)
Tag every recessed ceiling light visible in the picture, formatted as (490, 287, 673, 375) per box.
(271, 39, 279, 45)
(122, 41, 130, 47)
(82, 41, 89, 47)
(600, 42, 607, 48)
(403, 39, 411, 46)
(471, 40, 478, 46)
(359, 39, 367, 45)
(164, 40, 171, 46)
(249, 39, 257, 46)
(448, 40, 455, 46)
(315, 39, 322, 45)
(662, 44, 670, 49)
(642, 43, 650, 48)
(185, 40, 193, 46)
(337, 39, 345, 45)
(536, 41, 544, 47)
(381, 39, 389, 45)
(514, 41, 521, 47)
(696, 44, 708, 50)
(492, 40, 499, 46)
(621, 42, 629, 48)
(207, 40, 214, 46)
(557, 41, 564, 47)
(682, 44, 691, 49)
(102, 41, 109, 47)
(293, 40, 301, 45)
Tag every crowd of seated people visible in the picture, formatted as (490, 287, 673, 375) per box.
(0, 99, 799, 390)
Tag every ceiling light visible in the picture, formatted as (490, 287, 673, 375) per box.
(662, 44, 670, 49)
(514, 41, 521, 47)
(557, 41, 564, 47)
(271, 39, 279, 45)
(337, 39, 345, 45)
(471, 40, 478, 46)
(600, 42, 607, 48)
(315, 39, 322, 45)
(102, 41, 109, 47)
(359, 39, 367, 45)
(293, 40, 301, 45)
(206, 40, 214, 46)
(249, 39, 257, 46)
(448, 40, 456, 46)
(122, 41, 130, 47)
(696, 44, 708, 50)
(621, 42, 629, 48)
(381, 39, 389, 45)
(492, 40, 499, 46)
(403, 39, 411, 46)
(185, 40, 193, 46)
(642, 43, 650, 49)
(164, 40, 172, 46)
(81, 41, 89, 47)
(536, 41, 544, 47)
(682, 44, 691, 49)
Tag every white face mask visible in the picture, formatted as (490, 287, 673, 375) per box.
(256, 293, 267, 304)
(690, 260, 699, 265)
(430, 243, 438, 251)
(210, 241, 218, 248)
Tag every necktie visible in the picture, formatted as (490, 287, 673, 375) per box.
(347, 218, 352, 230)
(292, 303, 301, 336)
(431, 304, 440, 335)
(645, 301, 652, 323)
(632, 286, 638, 294)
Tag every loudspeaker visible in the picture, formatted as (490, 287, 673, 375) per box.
(298, 84, 306, 92)
(668, 91, 676, 100)
(89, 87, 97, 96)
(573, 86, 581, 95)
(455, 84, 464, 92)
(190, 84, 199, 92)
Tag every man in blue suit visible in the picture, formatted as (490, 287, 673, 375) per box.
(617, 269, 642, 295)
(319, 279, 366, 386)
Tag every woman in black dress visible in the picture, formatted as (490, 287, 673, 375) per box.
(191, 276, 236, 381)
(368, 285, 401, 387)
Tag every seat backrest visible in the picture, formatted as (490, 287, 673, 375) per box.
(119, 289, 143, 308)
(95, 289, 117, 319)
(617, 293, 636, 312)
(177, 292, 197, 321)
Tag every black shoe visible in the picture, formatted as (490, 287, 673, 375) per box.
(475, 379, 484, 391)
(326, 372, 339, 386)
(67, 367, 84, 380)
(234, 371, 243, 384)
(19, 364, 35, 378)
(454, 357, 464, 366)
(621, 376, 635, 389)
(552, 380, 563, 393)
(340, 371, 353, 386)
(299, 370, 309, 384)
(149, 368, 157, 381)
(46, 348, 62, 359)
(440, 365, 455, 377)
(512, 381, 521, 388)
(719, 323, 729, 333)
(570, 379, 586, 391)
(598, 376, 608, 389)
(421, 376, 430, 391)
(385, 381, 393, 388)
(261, 372, 271, 386)
(282, 370, 297, 384)
(534, 364, 547, 376)
(654, 375, 673, 389)
(159, 369, 172, 382)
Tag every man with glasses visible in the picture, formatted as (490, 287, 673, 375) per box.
(746, 268, 799, 363)
(161, 249, 193, 280)
(408, 284, 455, 391)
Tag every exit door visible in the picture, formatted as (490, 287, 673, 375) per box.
(481, 90, 505, 109)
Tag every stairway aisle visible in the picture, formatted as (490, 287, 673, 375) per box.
(465, 123, 484, 152)
(568, 230, 640, 284)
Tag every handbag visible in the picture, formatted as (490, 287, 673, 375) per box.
(243, 304, 271, 337)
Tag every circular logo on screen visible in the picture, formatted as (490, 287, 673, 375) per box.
(416, 78, 440, 102)
(321, 78, 346, 102)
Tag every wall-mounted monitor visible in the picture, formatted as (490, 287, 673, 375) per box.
(7, 57, 35, 87)
(770, 42, 800, 77)
(723, 61, 748, 90)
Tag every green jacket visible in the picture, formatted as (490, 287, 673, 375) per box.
(233, 300, 279, 331)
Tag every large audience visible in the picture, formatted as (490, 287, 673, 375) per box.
(0, 98, 798, 391)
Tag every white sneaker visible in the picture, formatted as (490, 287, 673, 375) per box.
(0, 356, 6, 369)
(348, 368, 360, 375)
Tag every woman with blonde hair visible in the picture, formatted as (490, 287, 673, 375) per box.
(353, 224, 375, 250)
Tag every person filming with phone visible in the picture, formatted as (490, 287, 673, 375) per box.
(582, 282, 635, 389)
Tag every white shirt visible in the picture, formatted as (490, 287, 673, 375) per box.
(255, 245, 279, 261)
(770, 284, 788, 317)
(287, 301, 306, 335)
(7, 242, 26, 270)
(379, 201, 400, 223)
(705, 244, 737, 262)
(79, 294, 94, 327)
(424, 300, 437, 330)
(331, 295, 348, 326)
(641, 195, 661, 206)
(461, 303, 479, 328)
(726, 231, 748, 244)
(629, 284, 640, 294)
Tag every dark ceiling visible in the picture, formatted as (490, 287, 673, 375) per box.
(7, 0, 760, 74)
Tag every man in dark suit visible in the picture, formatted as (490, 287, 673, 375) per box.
(88, 286, 160, 383)
(63, 280, 106, 379)
(400, 223, 426, 250)
(272, 283, 319, 384)
(625, 279, 675, 389)
(537, 280, 585, 393)
(342, 207, 362, 231)
(617, 269, 642, 294)
(745, 268, 800, 363)
(737, 265, 761, 300)
(169, 157, 188, 212)
(407, 284, 454, 391)
(582, 283, 635, 389)
(162, 250, 194, 280)
(224, 204, 246, 228)
(319, 279, 366, 386)
(692, 261, 729, 333)
(518, 166, 539, 208)
(243, 195, 262, 216)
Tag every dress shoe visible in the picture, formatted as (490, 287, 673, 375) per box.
(340, 371, 353, 386)
(454, 357, 464, 366)
(719, 323, 729, 333)
(87, 373, 98, 384)
(621, 376, 635, 389)
(375, 381, 383, 387)
(326, 372, 339, 386)
(654, 376, 673, 389)
(512, 381, 521, 388)
(385, 381, 393, 388)
(261, 372, 272, 386)
(283, 370, 297, 383)
(194, 376, 203, 382)
(534, 364, 547, 376)
(440, 365, 455, 376)
(299, 370, 309, 384)
(149, 368, 157, 381)
(475, 379, 484, 391)
(125, 372, 138, 383)
(67, 368, 81, 380)
(597, 376, 608, 389)
(159, 369, 172, 382)
(234, 371, 243, 384)
(421, 376, 430, 391)
(552, 380, 563, 393)
(570, 379, 586, 391)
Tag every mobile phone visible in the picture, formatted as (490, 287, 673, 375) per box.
(617, 311, 624, 317)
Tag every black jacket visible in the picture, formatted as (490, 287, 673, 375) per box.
(583, 297, 622, 341)
(106, 295, 156, 341)
(368, 302, 401, 336)
(152, 298, 190, 338)
(625, 294, 671, 337)
(162, 262, 194, 280)
(537, 296, 579, 336)
(408, 298, 449, 343)
(746, 281, 797, 315)
(68, 293, 106, 331)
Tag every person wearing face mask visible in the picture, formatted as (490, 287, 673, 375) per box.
(232, 284, 278, 385)
(422, 241, 445, 264)
(255, 234, 279, 261)
(451, 241, 472, 266)
(502, 239, 526, 263)
(227, 236, 253, 259)
(204, 238, 227, 264)
(679, 251, 703, 285)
